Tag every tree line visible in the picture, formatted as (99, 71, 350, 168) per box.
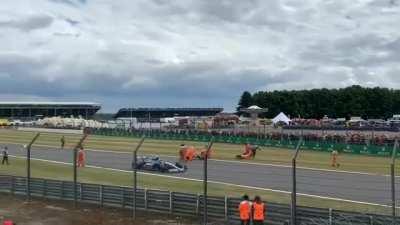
(237, 86, 400, 119)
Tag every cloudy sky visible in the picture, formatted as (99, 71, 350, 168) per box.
(0, 0, 399, 112)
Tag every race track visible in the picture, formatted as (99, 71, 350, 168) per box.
(2, 143, 399, 206)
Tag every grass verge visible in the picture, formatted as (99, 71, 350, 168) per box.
(0, 156, 397, 215)
(0, 129, 397, 175)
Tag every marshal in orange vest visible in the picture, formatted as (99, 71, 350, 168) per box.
(239, 200, 251, 220)
(253, 201, 265, 224)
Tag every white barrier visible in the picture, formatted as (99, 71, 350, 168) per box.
(17, 127, 83, 134)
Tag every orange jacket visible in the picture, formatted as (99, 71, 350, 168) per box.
(78, 150, 85, 161)
(238, 201, 251, 220)
(184, 146, 196, 161)
(253, 202, 265, 221)
(3, 220, 13, 225)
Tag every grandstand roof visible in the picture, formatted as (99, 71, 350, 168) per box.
(115, 107, 223, 119)
(0, 101, 101, 106)
(119, 107, 223, 112)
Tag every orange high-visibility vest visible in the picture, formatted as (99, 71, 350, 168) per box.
(238, 201, 251, 220)
(253, 202, 265, 221)
(3, 220, 13, 225)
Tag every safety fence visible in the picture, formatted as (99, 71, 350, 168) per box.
(0, 175, 398, 225)
(91, 128, 395, 157)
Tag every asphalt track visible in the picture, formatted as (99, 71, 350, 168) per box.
(2, 143, 400, 206)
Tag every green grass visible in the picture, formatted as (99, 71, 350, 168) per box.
(1, 156, 397, 215)
(0, 129, 397, 175)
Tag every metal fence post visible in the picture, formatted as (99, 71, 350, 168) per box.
(73, 134, 88, 208)
(391, 139, 398, 225)
(122, 187, 125, 208)
(11, 176, 15, 195)
(79, 183, 82, 201)
(44, 180, 47, 197)
(26, 133, 40, 202)
(169, 191, 173, 214)
(133, 137, 145, 219)
(61, 181, 64, 199)
(144, 188, 148, 210)
(329, 208, 332, 225)
(203, 137, 214, 225)
(369, 215, 374, 225)
(196, 193, 200, 216)
(224, 196, 228, 221)
(100, 185, 104, 207)
(291, 138, 303, 225)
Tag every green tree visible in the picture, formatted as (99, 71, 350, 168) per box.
(237, 91, 253, 114)
(244, 86, 400, 119)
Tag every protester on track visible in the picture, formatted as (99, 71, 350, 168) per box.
(77, 147, 86, 167)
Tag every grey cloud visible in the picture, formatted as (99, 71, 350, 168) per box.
(1, 0, 400, 112)
(49, 0, 86, 7)
(64, 18, 79, 26)
(0, 15, 53, 31)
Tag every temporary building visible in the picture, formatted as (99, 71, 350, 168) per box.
(272, 112, 291, 125)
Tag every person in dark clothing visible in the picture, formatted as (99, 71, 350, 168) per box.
(60, 136, 65, 149)
(2, 146, 9, 165)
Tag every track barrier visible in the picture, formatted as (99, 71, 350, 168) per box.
(1, 175, 399, 225)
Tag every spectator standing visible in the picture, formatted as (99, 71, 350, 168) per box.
(252, 196, 266, 225)
(238, 194, 251, 225)
(331, 150, 339, 167)
(60, 136, 65, 149)
(2, 146, 9, 165)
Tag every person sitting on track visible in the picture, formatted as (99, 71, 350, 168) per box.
(236, 143, 256, 160)
(198, 145, 212, 160)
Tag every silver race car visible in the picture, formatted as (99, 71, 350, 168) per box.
(132, 156, 187, 173)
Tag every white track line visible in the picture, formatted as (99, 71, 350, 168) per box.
(8, 155, 399, 209)
(2, 141, 396, 177)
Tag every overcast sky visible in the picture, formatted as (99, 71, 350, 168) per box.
(0, 0, 399, 112)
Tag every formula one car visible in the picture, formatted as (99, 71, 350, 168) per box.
(132, 156, 187, 173)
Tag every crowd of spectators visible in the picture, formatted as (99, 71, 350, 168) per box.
(92, 127, 399, 146)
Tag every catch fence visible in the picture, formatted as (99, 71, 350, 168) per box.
(0, 175, 398, 225)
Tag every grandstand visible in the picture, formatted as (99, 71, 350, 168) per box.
(0, 102, 101, 119)
(115, 107, 223, 121)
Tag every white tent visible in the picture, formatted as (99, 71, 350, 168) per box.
(272, 112, 291, 125)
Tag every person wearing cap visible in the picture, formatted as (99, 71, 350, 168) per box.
(238, 194, 251, 225)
